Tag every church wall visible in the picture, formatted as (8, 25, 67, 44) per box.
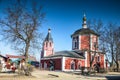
(86, 51, 105, 69)
(100, 54, 104, 68)
(91, 35, 98, 51)
(65, 57, 85, 70)
(81, 35, 90, 50)
(43, 41, 54, 57)
(87, 52, 90, 67)
(41, 58, 62, 70)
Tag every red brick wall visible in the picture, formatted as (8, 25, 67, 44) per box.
(87, 52, 91, 67)
(100, 54, 104, 68)
(41, 58, 62, 70)
(91, 35, 98, 51)
(41, 60, 50, 68)
(81, 35, 90, 50)
(43, 42, 54, 57)
(85, 52, 105, 68)
(80, 35, 98, 51)
(53, 58, 62, 70)
(65, 58, 85, 70)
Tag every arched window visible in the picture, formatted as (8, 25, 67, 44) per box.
(44, 62, 47, 69)
(75, 41, 77, 48)
(98, 56, 100, 62)
(46, 42, 48, 47)
(50, 42, 52, 47)
(74, 36, 79, 49)
(77, 61, 81, 69)
(70, 60, 75, 70)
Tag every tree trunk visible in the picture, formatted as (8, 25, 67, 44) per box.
(116, 62, 119, 72)
(110, 44, 114, 68)
(88, 35, 97, 74)
(88, 60, 93, 74)
(88, 51, 97, 74)
(25, 42, 30, 63)
(24, 42, 31, 76)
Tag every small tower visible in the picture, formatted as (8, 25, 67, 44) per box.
(41, 29, 54, 58)
(71, 14, 99, 51)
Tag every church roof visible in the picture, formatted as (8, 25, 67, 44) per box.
(71, 28, 100, 37)
(43, 50, 85, 59)
(44, 29, 53, 42)
(71, 14, 100, 37)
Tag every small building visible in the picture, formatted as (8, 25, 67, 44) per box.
(0, 54, 7, 71)
(40, 14, 106, 71)
(0, 54, 7, 63)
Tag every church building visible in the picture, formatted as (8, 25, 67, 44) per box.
(40, 14, 106, 71)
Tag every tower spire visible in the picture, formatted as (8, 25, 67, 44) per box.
(82, 13, 87, 28)
(45, 28, 53, 42)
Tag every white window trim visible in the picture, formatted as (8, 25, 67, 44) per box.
(79, 35, 81, 50)
(90, 34, 92, 50)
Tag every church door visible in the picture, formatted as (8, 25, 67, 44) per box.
(44, 62, 47, 69)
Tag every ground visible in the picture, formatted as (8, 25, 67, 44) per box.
(0, 69, 120, 80)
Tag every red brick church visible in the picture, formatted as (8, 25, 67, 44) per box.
(40, 14, 107, 71)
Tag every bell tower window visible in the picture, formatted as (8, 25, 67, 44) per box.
(50, 42, 52, 47)
(46, 42, 48, 47)
(73, 36, 79, 49)
(75, 39, 77, 48)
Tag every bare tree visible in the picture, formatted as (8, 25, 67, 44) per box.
(102, 23, 120, 71)
(87, 19, 104, 73)
(0, 0, 45, 68)
(113, 27, 120, 71)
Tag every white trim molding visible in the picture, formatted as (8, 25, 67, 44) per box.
(85, 51, 87, 67)
(104, 54, 106, 68)
(90, 34, 92, 50)
(41, 57, 62, 60)
(43, 50, 46, 57)
(79, 35, 81, 50)
(62, 57, 65, 71)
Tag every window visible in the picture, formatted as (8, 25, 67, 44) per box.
(98, 56, 100, 62)
(46, 42, 48, 47)
(78, 61, 81, 69)
(91, 55, 94, 61)
(71, 60, 75, 70)
(74, 36, 79, 49)
(50, 42, 52, 47)
(75, 41, 77, 48)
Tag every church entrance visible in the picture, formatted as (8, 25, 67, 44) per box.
(94, 62, 100, 73)
(44, 62, 47, 69)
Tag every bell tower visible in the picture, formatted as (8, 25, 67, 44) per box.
(41, 29, 54, 58)
(71, 14, 99, 51)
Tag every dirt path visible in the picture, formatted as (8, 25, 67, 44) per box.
(0, 69, 108, 80)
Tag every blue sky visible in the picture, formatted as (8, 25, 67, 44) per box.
(0, 0, 120, 60)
